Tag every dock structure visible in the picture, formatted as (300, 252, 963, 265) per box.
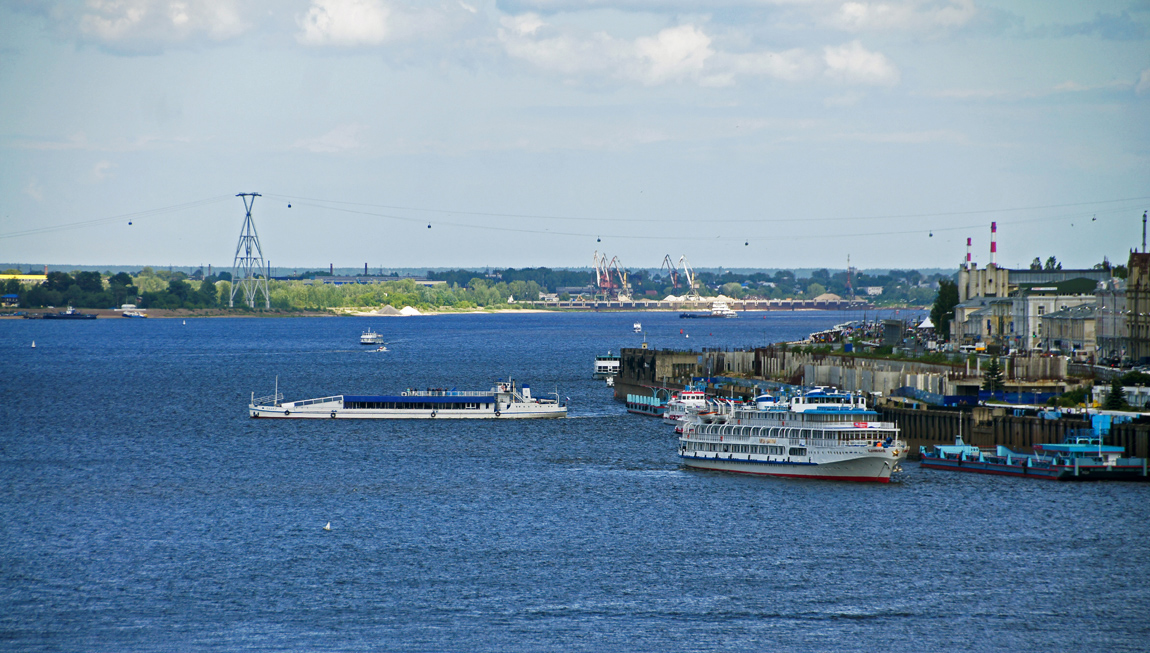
(545, 297, 866, 310)
(612, 346, 1150, 458)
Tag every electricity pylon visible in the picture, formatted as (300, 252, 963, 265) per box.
(229, 193, 269, 309)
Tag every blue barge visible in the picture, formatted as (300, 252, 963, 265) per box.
(920, 432, 1150, 481)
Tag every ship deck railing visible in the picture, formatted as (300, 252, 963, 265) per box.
(253, 392, 284, 406)
(290, 396, 343, 407)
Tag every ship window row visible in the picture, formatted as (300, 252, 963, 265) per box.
(686, 443, 789, 455)
(345, 401, 488, 410)
(695, 425, 893, 442)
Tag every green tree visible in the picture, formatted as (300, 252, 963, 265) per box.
(930, 278, 960, 339)
(167, 279, 192, 305)
(44, 271, 74, 293)
(805, 282, 826, 297)
(73, 271, 104, 293)
(1103, 378, 1129, 410)
(720, 282, 744, 298)
(198, 279, 218, 307)
(982, 357, 1005, 392)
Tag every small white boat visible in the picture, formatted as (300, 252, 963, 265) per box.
(633, 322, 642, 333)
(360, 327, 385, 345)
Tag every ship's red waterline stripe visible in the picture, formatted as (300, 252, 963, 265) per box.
(687, 466, 890, 483)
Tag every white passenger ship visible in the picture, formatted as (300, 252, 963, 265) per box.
(250, 380, 566, 419)
(360, 328, 385, 345)
(678, 388, 906, 482)
(593, 351, 620, 379)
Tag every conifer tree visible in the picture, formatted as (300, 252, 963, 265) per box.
(1104, 378, 1128, 410)
(982, 357, 1005, 392)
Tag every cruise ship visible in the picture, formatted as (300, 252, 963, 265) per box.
(678, 388, 906, 482)
(250, 379, 566, 419)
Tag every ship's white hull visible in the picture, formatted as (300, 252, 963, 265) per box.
(249, 404, 565, 419)
(679, 451, 899, 482)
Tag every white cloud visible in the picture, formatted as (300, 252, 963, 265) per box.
(74, 0, 247, 47)
(832, 0, 977, 33)
(499, 15, 843, 87)
(92, 160, 117, 181)
(1137, 68, 1150, 96)
(823, 40, 899, 85)
(297, 0, 390, 46)
(25, 179, 45, 202)
(295, 0, 478, 47)
(631, 25, 713, 85)
(293, 124, 366, 153)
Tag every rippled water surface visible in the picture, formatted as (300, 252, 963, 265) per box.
(2, 311, 1148, 652)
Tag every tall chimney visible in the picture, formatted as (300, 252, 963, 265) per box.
(365, 262, 368, 275)
(966, 238, 972, 270)
(990, 222, 997, 267)
(330, 263, 333, 275)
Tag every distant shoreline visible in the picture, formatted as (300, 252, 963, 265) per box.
(3, 305, 926, 320)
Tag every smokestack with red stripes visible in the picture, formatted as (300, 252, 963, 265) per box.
(966, 238, 972, 270)
(990, 222, 997, 267)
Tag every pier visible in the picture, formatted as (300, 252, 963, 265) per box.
(612, 346, 1150, 458)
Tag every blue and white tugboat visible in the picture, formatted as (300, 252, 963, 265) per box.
(920, 431, 1149, 481)
(678, 387, 907, 482)
(250, 379, 566, 419)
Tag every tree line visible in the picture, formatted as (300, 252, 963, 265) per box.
(7, 265, 958, 312)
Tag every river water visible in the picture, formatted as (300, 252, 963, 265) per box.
(2, 311, 1147, 652)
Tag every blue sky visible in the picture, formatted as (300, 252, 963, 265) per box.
(1, 0, 1147, 271)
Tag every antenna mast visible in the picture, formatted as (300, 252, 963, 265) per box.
(230, 192, 270, 309)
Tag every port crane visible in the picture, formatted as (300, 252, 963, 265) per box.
(593, 251, 630, 300)
(660, 255, 680, 289)
(660, 255, 699, 300)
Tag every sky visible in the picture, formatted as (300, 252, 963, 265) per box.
(0, 0, 1147, 272)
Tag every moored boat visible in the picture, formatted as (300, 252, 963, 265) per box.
(250, 379, 565, 419)
(920, 432, 1150, 481)
(593, 351, 620, 379)
(678, 387, 906, 482)
(122, 310, 147, 318)
(626, 392, 667, 417)
(42, 307, 97, 320)
(662, 386, 709, 425)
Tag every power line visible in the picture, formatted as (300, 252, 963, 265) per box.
(0, 196, 234, 239)
(265, 192, 1150, 225)
(283, 198, 1135, 242)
